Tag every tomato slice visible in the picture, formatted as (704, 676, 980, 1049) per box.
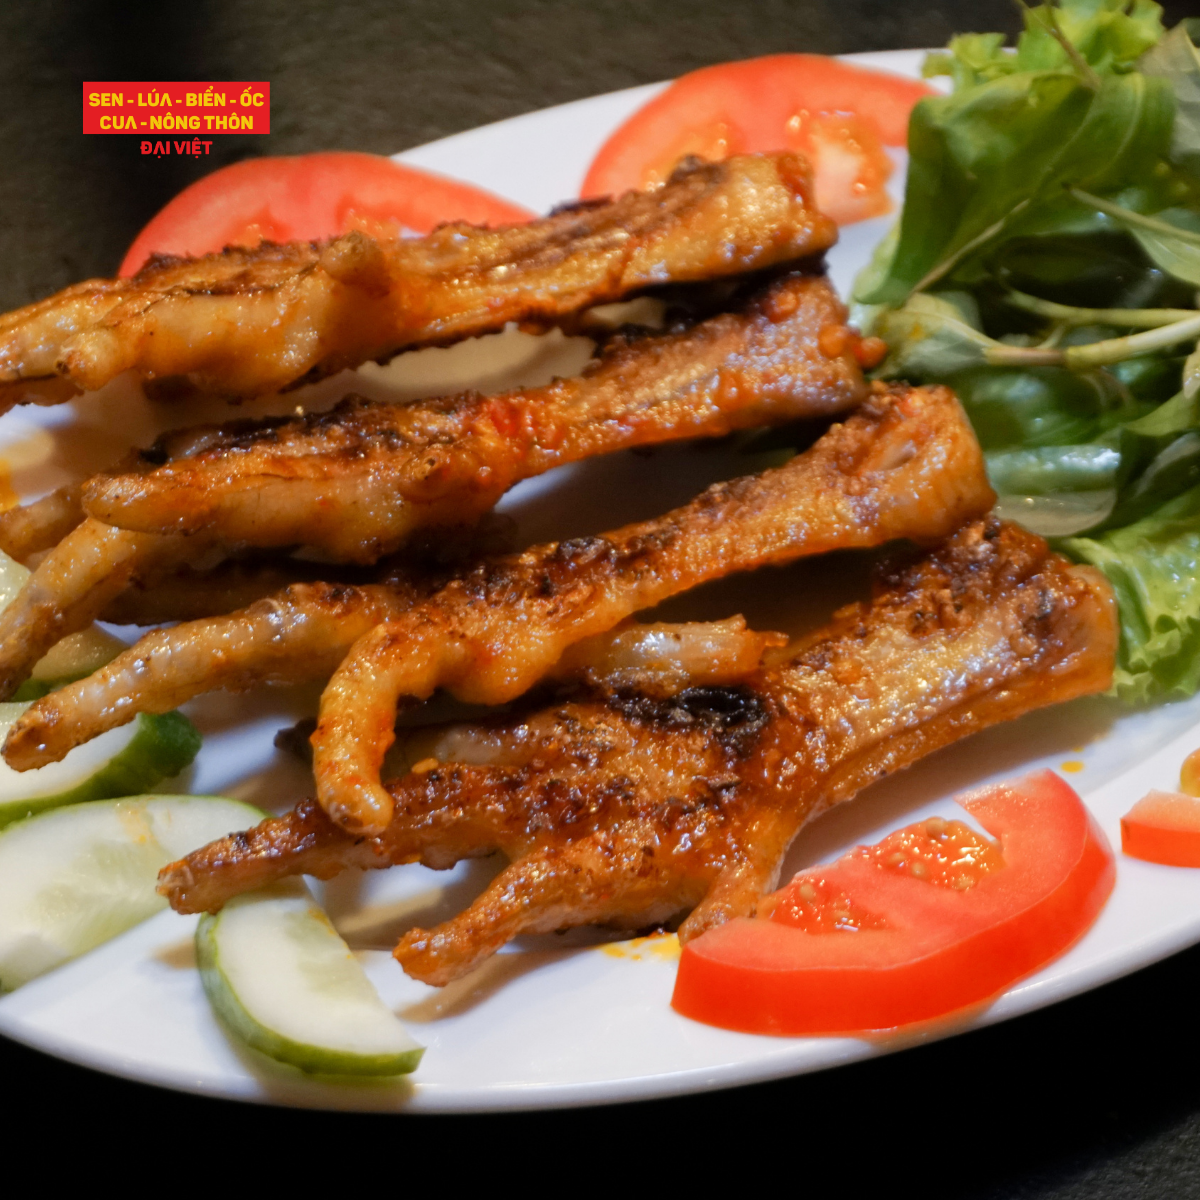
(1121, 791, 1200, 867)
(672, 771, 1114, 1035)
(581, 55, 934, 225)
(119, 151, 532, 276)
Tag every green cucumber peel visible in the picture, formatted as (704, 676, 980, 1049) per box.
(0, 707, 201, 829)
(197, 884, 423, 1078)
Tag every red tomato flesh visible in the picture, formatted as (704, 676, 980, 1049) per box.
(582, 55, 934, 225)
(119, 151, 532, 277)
(1121, 790, 1200, 867)
(672, 771, 1114, 1035)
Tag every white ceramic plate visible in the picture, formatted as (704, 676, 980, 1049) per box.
(3, 50, 1200, 1113)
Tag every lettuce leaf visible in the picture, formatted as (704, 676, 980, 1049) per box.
(859, 0, 1179, 307)
(923, 1, 1165, 82)
(1065, 483, 1200, 702)
(1141, 21, 1200, 179)
(1020, 0, 1164, 73)
(987, 445, 1122, 493)
(860, 3, 1200, 704)
(858, 69, 1175, 304)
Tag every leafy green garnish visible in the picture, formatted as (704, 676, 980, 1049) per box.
(857, 1, 1200, 703)
(1071, 190, 1200, 282)
(924, 0, 1165, 85)
(1066, 483, 1200, 701)
(1142, 21, 1200, 177)
(860, 54, 1176, 302)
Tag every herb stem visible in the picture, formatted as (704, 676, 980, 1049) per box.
(986, 345, 1068, 367)
(985, 312, 1200, 368)
(1038, 321, 1068, 349)
(1069, 188, 1200, 247)
(1005, 288, 1197, 328)
(1030, 2, 1102, 89)
(910, 198, 1031, 295)
(1066, 315, 1200, 366)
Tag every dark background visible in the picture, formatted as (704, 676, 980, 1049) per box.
(3, 0, 1200, 1191)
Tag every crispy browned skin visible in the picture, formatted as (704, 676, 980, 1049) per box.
(312, 382, 994, 835)
(271, 616, 788, 769)
(4, 384, 993, 773)
(159, 520, 1117, 985)
(0, 520, 218, 700)
(0, 154, 836, 411)
(97, 559, 349, 626)
(0, 268, 858, 685)
(0, 484, 85, 563)
(309, 384, 993, 835)
(81, 272, 865, 561)
(0, 443, 168, 563)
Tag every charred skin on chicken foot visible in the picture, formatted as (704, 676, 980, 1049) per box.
(0, 420, 298, 696)
(0, 265, 862, 697)
(159, 520, 1117, 985)
(310, 382, 994, 835)
(0, 153, 837, 410)
(4, 384, 990, 775)
(80, 271, 866, 561)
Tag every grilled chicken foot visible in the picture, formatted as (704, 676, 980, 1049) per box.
(0, 424, 260, 696)
(0, 431, 236, 565)
(11, 579, 431, 752)
(0, 153, 836, 411)
(5, 384, 989, 773)
(81, 272, 866, 561)
(0, 269, 861, 682)
(3, 384, 988, 772)
(0, 483, 86, 563)
(159, 519, 1118, 985)
(311, 382, 994, 835)
(0, 520, 225, 700)
(0, 442, 170, 565)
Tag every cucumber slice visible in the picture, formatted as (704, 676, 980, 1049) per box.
(0, 793, 264, 990)
(0, 546, 28, 609)
(0, 702, 201, 828)
(0, 548, 124, 700)
(197, 882, 424, 1077)
(15, 626, 128, 700)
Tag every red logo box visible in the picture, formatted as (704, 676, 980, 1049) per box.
(83, 82, 270, 134)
